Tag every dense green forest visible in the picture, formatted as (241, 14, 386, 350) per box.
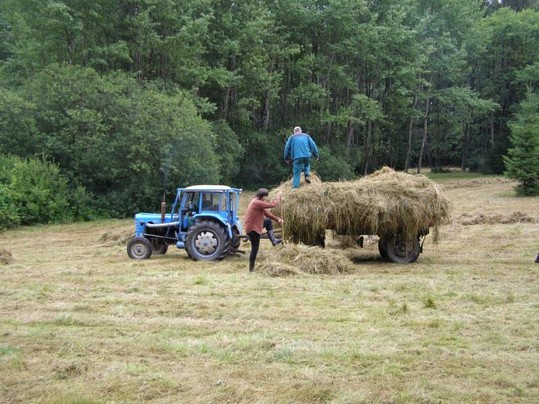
(0, 0, 538, 226)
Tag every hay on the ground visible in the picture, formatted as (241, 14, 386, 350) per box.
(457, 211, 536, 225)
(258, 243, 356, 276)
(271, 167, 451, 246)
(0, 249, 14, 265)
(98, 227, 134, 246)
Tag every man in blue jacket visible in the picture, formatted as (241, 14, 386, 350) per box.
(284, 126, 319, 189)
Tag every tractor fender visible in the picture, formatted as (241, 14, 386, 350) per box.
(192, 213, 231, 237)
(234, 221, 243, 237)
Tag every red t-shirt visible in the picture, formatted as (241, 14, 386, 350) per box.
(243, 196, 281, 234)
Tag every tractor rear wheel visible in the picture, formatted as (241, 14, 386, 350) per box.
(127, 236, 153, 259)
(379, 233, 420, 263)
(185, 220, 228, 261)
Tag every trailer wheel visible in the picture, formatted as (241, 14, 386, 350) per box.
(378, 238, 388, 260)
(185, 220, 228, 261)
(381, 233, 420, 263)
(127, 237, 153, 259)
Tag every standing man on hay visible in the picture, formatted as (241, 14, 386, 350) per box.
(244, 189, 284, 272)
(284, 126, 319, 189)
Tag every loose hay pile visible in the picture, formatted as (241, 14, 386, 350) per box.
(0, 249, 14, 265)
(271, 167, 451, 246)
(98, 226, 134, 247)
(258, 243, 356, 276)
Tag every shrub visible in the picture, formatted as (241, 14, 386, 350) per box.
(315, 146, 355, 181)
(0, 154, 95, 228)
(0, 183, 20, 230)
(8, 155, 71, 224)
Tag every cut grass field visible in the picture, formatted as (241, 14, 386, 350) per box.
(1, 175, 538, 403)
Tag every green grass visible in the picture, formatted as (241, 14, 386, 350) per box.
(424, 169, 500, 181)
(0, 177, 538, 402)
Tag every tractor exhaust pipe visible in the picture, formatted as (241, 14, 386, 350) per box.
(146, 221, 180, 228)
(160, 192, 166, 223)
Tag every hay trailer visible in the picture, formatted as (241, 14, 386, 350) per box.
(127, 185, 243, 261)
(276, 168, 451, 264)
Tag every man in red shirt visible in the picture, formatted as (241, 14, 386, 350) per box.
(243, 188, 284, 272)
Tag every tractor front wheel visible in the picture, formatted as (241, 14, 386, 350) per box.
(152, 241, 168, 255)
(379, 233, 420, 263)
(185, 220, 229, 261)
(127, 236, 153, 259)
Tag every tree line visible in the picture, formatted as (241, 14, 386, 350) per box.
(0, 0, 538, 228)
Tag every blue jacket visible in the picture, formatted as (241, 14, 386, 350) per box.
(284, 133, 319, 161)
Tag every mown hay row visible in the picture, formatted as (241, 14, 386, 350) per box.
(271, 167, 451, 246)
(456, 211, 537, 225)
(441, 177, 514, 190)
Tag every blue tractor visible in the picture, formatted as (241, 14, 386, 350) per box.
(127, 185, 244, 261)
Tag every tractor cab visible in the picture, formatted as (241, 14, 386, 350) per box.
(177, 185, 239, 230)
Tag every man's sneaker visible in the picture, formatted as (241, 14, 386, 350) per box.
(305, 175, 311, 184)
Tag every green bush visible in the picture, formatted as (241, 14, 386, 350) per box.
(68, 183, 98, 221)
(0, 183, 20, 230)
(315, 146, 356, 182)
(236, 131, 289, 188)
(8, 155, 71, 224)
(15, 65, 222, 215)
(211, 120, 244, 185)
(0, 154, 95, 228)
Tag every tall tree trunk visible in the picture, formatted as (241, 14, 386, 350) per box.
(262, 90, 271, 130)
(417, 96, 430, 174)
(363, 120, 373, 175)
(346, 120, 354, 147)
(325, 117, 332, 144)
(220, 56, 236, 120)
(66, 32, 75, 65)
(221, 87, 231, 120)
(461, 123, 471, 171)
(404, 116, 415, 173)
(490, 114, 495, 146)
(262, 61, 274, 130)
(135, 51, 142, 83)
(404, 94, 419, 172)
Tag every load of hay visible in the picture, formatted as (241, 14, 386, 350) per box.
(271, 167, 451, 246)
